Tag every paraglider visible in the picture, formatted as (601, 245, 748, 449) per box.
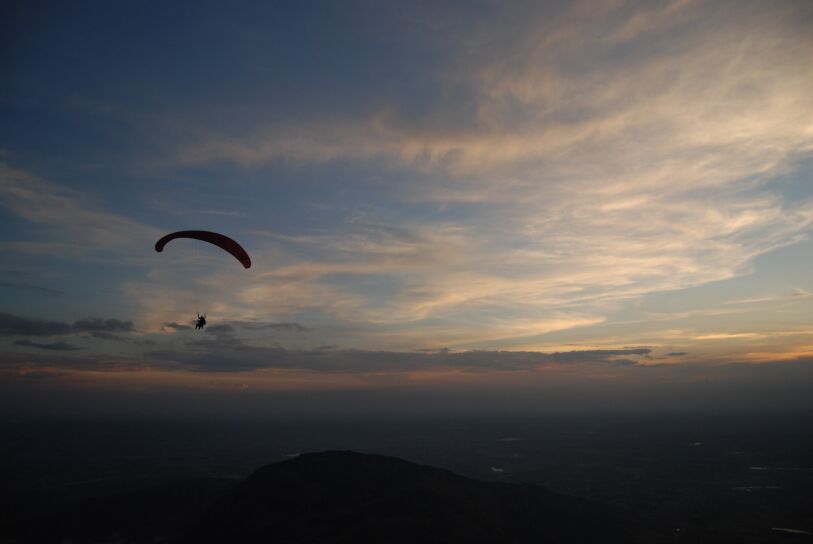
(154, 230, 251, 269)
(155, 230, 251, 329)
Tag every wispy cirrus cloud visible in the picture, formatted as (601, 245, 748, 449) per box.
(0, 162, 160, 257)
(175, 1, 813, 184)
(162, 0, 813, 350)
(3, 1, 811, 359)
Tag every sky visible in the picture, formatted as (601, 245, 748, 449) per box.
(2, 0, 813, 416)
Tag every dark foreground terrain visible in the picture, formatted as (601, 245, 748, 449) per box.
(186, 451, 628, 544)
(7, 451, 628, 544)
(2, 414, 812, 542)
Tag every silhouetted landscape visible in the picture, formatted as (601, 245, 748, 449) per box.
(2, 413, 811, 543)
(184, 451, 627, 543)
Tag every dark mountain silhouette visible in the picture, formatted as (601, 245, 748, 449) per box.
(9, 451, 633, 543)
(182, 450, 631, 543)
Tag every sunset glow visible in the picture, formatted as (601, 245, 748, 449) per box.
(2, 0, 812, 415)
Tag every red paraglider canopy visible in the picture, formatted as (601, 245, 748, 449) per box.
(155, 230, 251, 269)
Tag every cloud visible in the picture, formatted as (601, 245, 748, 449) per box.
(547, 348, 650, 363)
(205, 323, 235, 334)
(4, 2, 811, 357)
(0, 342, 652, 374)
(0, 162, 160, 256)
(160, 1, 813, 349)
(14, 339, 81, 351)
(206, 320, 311, 333)
(0, 280, 61, 297)
(89, 332, 125, 341)
(141, 346, 652, 374)
(161, 320, 311, 335)
(163, 322, 192, 331)
(250, 322, 312, 332)
(0, 312, 134, 337)
(73, 318, 134, 333)
(667, 352, 688, 357)
(176, 2, 813, 184)
(0, 313, 73, 336)
(89, 331, 155, 345)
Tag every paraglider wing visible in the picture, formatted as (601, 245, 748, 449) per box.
(155, 230, 252, 269)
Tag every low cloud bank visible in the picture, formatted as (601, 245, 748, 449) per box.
(0, 312, 133, 337)
(1, 343, 651, 374)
